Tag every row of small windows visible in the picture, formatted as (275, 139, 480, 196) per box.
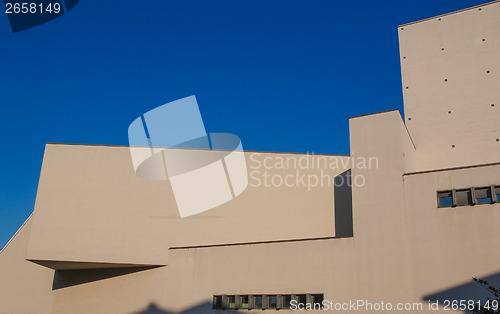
(437, 186, 500, 208)
(213, 294, 324, 310)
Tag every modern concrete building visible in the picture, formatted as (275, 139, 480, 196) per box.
(1, 1, 500, 313)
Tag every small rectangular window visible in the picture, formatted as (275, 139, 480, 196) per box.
(456, 189, 473, 206)
(495, 186, 500, 203)
(268, 295, 277, 309)
(475, 187, 493, 204)
(437, 191, 453, 207)
(282, 295, 292, 309)
(213, 296, 222, 309)
(253, 295, 263, 309)
(298, 294, 307, 305)
(240, 295, 249, 309)
(215, 293, 325, 310)
(228, 295, 236, 309)
(312, 294, 324, 303)
(311, 294, 324, 310)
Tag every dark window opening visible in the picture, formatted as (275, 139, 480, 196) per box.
(268, 295, 277, 309)
(253, 295, 263, 309)
(239, 295, 249, 309)
(228, 295, 236, 309)
(456, 189, 473, 206)
(475, 187, 493, 204)
(298, 294, 307, 305)
(437, 185, 500, 208)
(215, 293, 324, 310)
(282, 295, 292, 309)
(438, 191, 453, 208)
(213, 296, 222, 309)
(312, 294, 324, 303)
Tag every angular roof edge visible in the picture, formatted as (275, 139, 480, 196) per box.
(348, 108, 400, 120)
(45, 143, 350, 157)
(0, 213, 32, 255)
(398, 0, 500, 28)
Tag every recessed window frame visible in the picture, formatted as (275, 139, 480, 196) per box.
(437, 190, 454, 208)
(213, 293, 324, 311)
(312, 294, 325, 304)
(213, 295, 222, 309)
(297, 293, 307, 305)
(227, 295, 236, 309)
(268, 295, 278, 309)
(279, 295, 292, 310)
(456, 188, 473, 206)
(437, 185, 500, 209)
(309, 294, 325, 311)
(474, 186, 494, 205)
(252, 295, 263, 309)
(234, 295, 248, 309)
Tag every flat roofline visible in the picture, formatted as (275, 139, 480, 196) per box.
(404, 161, 500, 176)
(398, 0, 500, 27)
(45, 142, 350, 157)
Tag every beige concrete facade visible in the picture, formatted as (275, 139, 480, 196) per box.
(26, 144, 349, 270)
(399, 1, 500, 171)
(1, 2, 500, 313)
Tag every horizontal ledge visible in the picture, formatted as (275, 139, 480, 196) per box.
(404, 161, 500, 176)
(27, 259, 166, 271)
(170, 236, 353, 250)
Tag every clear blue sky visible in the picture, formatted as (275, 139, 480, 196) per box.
(0, 0, 492, 248)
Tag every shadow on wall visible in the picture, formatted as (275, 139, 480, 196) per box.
(53, 266, 161, 290)
(134, 302, 241, 314)
(423, 271, 500, 313)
